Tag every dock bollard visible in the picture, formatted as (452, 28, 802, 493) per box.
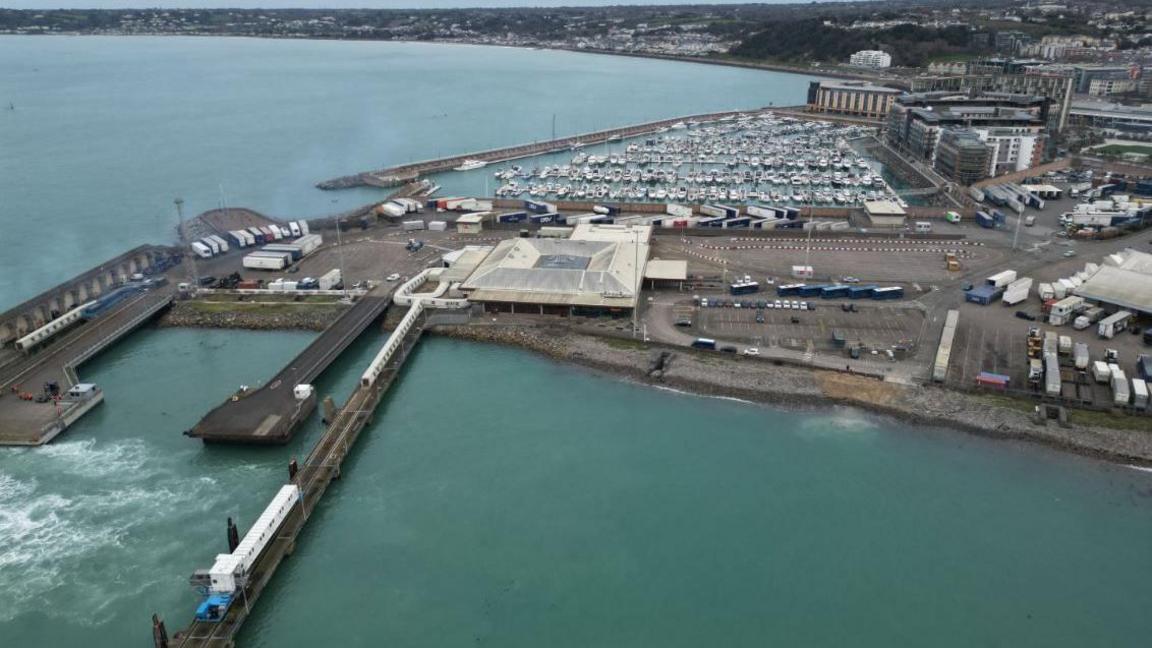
(227, 517, 240, 553)
(151, 613, 169, 648)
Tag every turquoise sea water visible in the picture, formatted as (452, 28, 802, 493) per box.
(1, 36, 1151, 647)
(0, 35, 817, 306)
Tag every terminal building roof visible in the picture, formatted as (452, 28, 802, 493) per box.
(460, 225, 650, 308)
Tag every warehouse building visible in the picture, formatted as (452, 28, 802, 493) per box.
(460, 224, 650, 316)
(1076, 249, 1152, 316)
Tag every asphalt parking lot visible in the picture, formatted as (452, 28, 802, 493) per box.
(690, 297, 925, 357)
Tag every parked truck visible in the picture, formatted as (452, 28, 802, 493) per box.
(1133, 378, 1149, 410)
(1092, 361, 1112, 384)
(1044, 353, 1061, 397)
(1073, 343, 1090, 370)
(1112, 369, 1130, 405)
(1098, 311, 1133, 339)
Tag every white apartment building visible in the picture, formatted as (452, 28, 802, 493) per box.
(849, 50, 893, 68)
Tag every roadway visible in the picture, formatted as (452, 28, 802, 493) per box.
(0, 288, 175, 445)
(186, 285, 394, 444)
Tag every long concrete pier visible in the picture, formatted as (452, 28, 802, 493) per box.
(185, 285, 394, 444)
(0, 288, 175, 445)
(169, 302, 430, 648)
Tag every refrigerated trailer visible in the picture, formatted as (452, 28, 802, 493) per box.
(1098, 311, 1133, 339)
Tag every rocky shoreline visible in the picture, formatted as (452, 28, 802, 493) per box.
(158, 301, 349, 331)
(430, 323, 1152, 467)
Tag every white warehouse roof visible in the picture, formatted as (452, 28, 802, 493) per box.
(1076, 249, 1152, 315)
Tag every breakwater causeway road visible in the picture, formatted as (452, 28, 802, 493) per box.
(186, 285, 394, 444)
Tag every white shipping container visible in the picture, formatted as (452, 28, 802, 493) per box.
(1044, 353, 1061, 396)
(428, 221, 448, 232)
(1132, 378, 1149, 409)
(318, 269, 342, 290)
(986, 270, 1017, 287)
(791, 265, 814, 279)
(1074, 343, 1089, 370)
(299, 220, 310, 235)
(208, 234, 230, 253)
(667, 203, 694, 218)
(289, 221, 302, 237)
(402, 220, 426, 232)
(201, 237, 221, 255)
(242, 254, 288, 270)
(1058, 335, 1072, 355)
(191, 241, 214, 258)
(1092, 361, 1111, 384)
(1112, 369, 1130, 405)
(1038, 282, 1054, 300)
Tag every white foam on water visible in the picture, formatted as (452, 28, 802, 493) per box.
(795, 407, 881, 440)
(1126, 464, 1152, 474)
(0, 439, 233, 625)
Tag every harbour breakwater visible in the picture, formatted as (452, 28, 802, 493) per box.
(431, 322, 1152, 467)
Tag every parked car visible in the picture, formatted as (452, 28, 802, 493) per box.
(755, 311, 765, 323)
(720, 345, 738, 353)
(743, 347, 760, 356)
(1015, 311, 1037, 321)
(386, 273, 401, 281)
(842, 276, 861, 283)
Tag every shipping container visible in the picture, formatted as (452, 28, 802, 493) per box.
(191, 241, 214, 259)
(1112, 369, 1130, 405)
(976, 211, 995, 229)
(243, 253, 290, 270)
(1132, 378, 1149, 409)
(965, 285, 1002, 305)
(1044, 353, 1061, 396)
(1074, 343, 1090, 370)
(1137, 354, 1152, 381)
(428, 221, 448, 232)
(666, 203, 693, 218)
(1092, 361, 1112, 384)
(246, 227, 266, 244)
(260, 244, 303, 261)
(402, 220, 426, 232)
(986, 270, 1017, 287)
(288, 221, 302, 237)
(228, 231, 249, 248)
(497, 211, 528, 224)
(976, 371, 1010, 390)
(201, 237, 221, 255)
(1098, 311, 1133, 339)
(538, 226, 574, 239)
(933, 309, 959, 382)
(318, 269, 342, 291)
(208, 234, 230, 254)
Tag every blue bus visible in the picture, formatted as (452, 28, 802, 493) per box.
(872, 286, 905, 300)
(691, 338, 717, 350)
(798, 284, 827, 298)
(821, 285, 850, 299)
(847, 285, 877, 299)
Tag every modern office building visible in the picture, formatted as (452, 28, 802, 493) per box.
(886, 92, 1048, 178)
(934, 129, 993, 185)
(910, 61, 1075, 131)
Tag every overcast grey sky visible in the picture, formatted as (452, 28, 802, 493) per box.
(3, 1, 840, 9)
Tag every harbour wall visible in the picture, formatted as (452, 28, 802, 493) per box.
(0, 245, 177, 345)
